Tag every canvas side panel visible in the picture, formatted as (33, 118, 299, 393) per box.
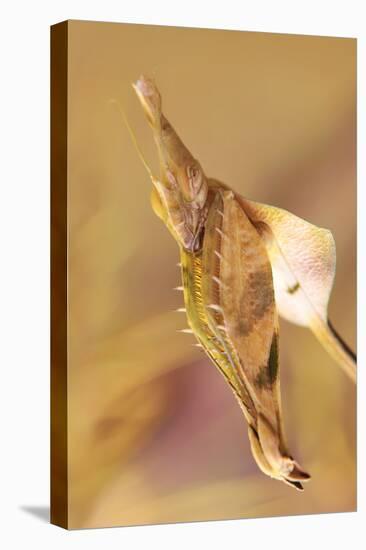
(50, 20, 68, 530)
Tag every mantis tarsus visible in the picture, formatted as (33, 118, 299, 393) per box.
(117, 75, 356, 490)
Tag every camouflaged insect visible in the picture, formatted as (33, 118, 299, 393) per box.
(126, 75, 356, 490)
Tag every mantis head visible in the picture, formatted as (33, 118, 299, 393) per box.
(133, 75, 209, 253)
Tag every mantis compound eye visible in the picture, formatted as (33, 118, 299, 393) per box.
(187, 163, 203, 196)
(188, 164, 199, 181)
(186, 164, 208, 210)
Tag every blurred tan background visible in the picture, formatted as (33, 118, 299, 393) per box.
(67, 21, 356, 528)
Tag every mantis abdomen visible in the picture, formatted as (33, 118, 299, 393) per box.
(180, 188, 310, 488)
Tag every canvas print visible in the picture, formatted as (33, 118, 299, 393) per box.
(51, 20, 356, 529)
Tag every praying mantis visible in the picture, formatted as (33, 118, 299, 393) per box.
(117, 75, 356, 491)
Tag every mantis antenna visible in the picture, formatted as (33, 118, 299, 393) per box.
(109, 98, 156, 184)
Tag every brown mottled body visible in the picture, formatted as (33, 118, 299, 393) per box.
(131, 75, 310, 489)
(181, 186, 309, 488)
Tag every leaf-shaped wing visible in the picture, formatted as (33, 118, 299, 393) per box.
(183, 188, 310, 488)
(237, 197, 336, 326)
(237, 196, 356, 381)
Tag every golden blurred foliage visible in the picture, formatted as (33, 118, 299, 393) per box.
(66, 21, 356, 528)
